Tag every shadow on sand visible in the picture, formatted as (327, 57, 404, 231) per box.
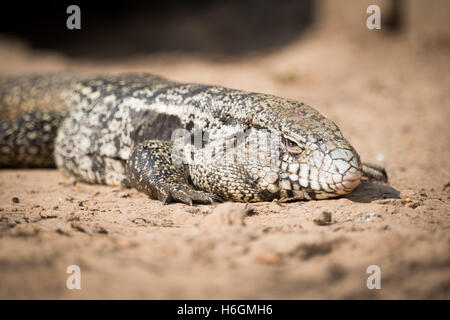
(344, 181, 401, 203)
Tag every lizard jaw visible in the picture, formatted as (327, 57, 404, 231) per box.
(341, 170, 362, 191)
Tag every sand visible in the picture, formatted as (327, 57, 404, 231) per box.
(0, 25, 449, 299)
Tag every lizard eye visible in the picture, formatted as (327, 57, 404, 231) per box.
(285, 138, 297, 148)
(283, 137, 304, 154)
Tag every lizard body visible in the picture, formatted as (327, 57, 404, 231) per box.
(0, 74, 387, 204)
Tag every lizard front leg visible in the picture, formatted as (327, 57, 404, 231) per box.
(125, 140, 220, 205)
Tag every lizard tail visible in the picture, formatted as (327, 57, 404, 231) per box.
(0, 74, 77, 167)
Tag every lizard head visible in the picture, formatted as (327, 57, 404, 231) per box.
(250, 96, 362, 200)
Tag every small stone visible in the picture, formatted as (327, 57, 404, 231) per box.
(356, 213, 382, 222)
(407, 202, 420, 209)
(93, 224, 108, 234)
(244, 204, 256, 216)
(314, 211, 332, 226)
(56, 228, 71, 236)
(78, 201, 84, 207)
(119, 192, 131, 198)
(12, 197, 20, 204)
(39, 211, 57, 219)
(161, 219, 174, 227)
(59, 177, 77, 186)
(71, 222, 91, 234)
(132, 218, 147, 225)
(255, 253, 280, 264)
(66, 215, 80, 222)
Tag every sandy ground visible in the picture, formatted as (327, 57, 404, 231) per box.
(0, 26, 449, 299)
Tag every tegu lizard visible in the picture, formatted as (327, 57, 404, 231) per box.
(0, 74, 387, 205)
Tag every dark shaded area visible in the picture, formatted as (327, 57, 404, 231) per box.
(345, 181, 401, 203)
(0, 0, 315, 59)
(384, 0, 404, 32)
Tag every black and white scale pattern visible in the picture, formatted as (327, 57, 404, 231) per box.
(0, 73, 387, 204)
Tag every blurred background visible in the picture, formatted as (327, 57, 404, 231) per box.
(0, 0, 448, 59)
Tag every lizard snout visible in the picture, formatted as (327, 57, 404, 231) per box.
(341, 169, 362, 191)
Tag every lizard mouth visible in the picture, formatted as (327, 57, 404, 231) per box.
(274, 165, 362, 200)
(258, 145, 363, 200)
(286, 169, 361, 195)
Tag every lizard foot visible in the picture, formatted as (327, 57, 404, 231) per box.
(126, 139, 222, 205)
(160, 185, 222, 206)
(362, 162, 388, 183)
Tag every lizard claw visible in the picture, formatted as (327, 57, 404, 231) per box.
(158, 185, 219, 206)
(162, 194, 172, 205)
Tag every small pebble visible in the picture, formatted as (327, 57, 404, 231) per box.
(407, 202, 420, 209)
(93, 224, 108, 234)
(132, 218, 147, 225)
(161, 219, 174, 227)
(255, 253, 280, 264)
(12, 197, 20, 204)
(314, 211, 332, 226)
(71, 222, 90, 234)
(59, 177, 77, 186)
(39, 211, 57, 219)
(356, 213, 381, 222)
(56, 228, 71, 236)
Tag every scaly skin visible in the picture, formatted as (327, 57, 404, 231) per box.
(0, 74, 387, 204)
